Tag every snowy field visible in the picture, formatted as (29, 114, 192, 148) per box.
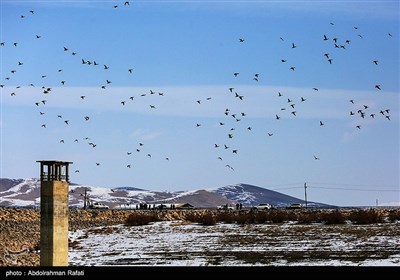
(69, 221, 400, 266)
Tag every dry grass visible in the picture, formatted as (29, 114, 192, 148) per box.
(123, 208, 400, 227)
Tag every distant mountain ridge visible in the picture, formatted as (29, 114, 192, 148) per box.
(0, 178, 336, 209)
(214, 183, 332, 208)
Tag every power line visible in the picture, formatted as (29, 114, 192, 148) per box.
(269, 182, 398, 192)
(308, 182, 398, 189)
(309, 186, 399, 192)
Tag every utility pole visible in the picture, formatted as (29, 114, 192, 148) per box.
(81, 187, 88, 209)
(304, 182, 308, 209)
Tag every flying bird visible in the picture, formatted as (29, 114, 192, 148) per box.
(226, 165, 235, 171)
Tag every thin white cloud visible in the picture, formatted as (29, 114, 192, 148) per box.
(129, 128, 162, 141)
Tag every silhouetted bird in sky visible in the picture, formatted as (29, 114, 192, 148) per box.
(226, 165, 234, 171)
(375, 85, 381, 90)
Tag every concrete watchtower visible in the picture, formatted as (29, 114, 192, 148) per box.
(37, 160, 72, 266)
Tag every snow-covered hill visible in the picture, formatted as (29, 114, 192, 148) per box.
(211, 183, 334, 208)
(0, 178, 335, 209)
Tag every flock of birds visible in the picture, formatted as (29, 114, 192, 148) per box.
(2, 2, 395, 178)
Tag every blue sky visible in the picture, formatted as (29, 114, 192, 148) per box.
(1, 0, 399, 206)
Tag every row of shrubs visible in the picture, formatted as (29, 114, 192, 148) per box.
(125, 208, 400, 226)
